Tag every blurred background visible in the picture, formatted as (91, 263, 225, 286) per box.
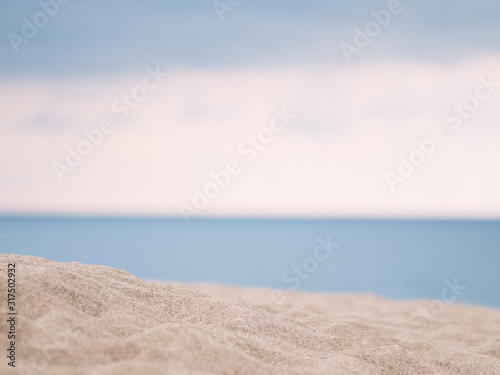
(0, 0, 499, 307)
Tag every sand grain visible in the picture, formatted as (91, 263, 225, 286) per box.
(1, 254, 499, 374)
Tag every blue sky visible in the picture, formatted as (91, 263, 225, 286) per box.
(1, 0, 499, 217)
(2, 0, 500, 74)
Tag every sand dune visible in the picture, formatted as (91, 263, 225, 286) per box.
(1, 254, 499, 374)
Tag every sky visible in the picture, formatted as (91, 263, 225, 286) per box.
(1, 0, 499, 218)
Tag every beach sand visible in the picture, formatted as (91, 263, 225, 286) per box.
(1, 253, 499, 374)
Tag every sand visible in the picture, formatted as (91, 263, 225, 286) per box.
(1, 254, 499, 375)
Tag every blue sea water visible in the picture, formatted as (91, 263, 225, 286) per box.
(0, 217, 499, 308)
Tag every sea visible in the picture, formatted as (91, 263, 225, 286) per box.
(0, 217, 499, 308)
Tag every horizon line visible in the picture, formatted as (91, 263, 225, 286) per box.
(0, 214, 499, 222)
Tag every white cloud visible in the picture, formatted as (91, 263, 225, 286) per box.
(1, 57, 499, 217)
